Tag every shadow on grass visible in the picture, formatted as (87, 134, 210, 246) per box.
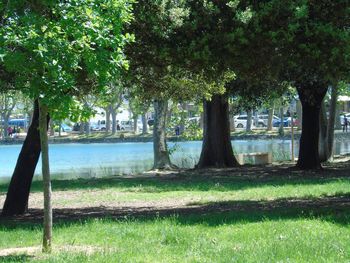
(1, 193, 350, 229)
(0, 254, 33, 262)
(1, 163, 349, 195)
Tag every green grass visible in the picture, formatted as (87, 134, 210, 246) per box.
(1, 167, 350, 262)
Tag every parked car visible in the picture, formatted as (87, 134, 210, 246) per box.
(91, 120, 106, 131)
(273, 118, 289, 127)
(118, 120, 141, 131)
(8, 118, 28, 128)
(234, 115, 265, 128)
(60, 123, 73, 132)
(258, 114, 280, 127)
(273, 117, 299, 127)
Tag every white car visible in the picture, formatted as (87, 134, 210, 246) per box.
(91, 120, 106, 131)
(258, 114, 280, 127)
(234, 115, 265, 128)
(119, 120, 143, 131)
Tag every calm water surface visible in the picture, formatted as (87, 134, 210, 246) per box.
(0, 139, 349, 179)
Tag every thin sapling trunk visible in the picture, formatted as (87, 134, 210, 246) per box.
(39, 101, 52, 253)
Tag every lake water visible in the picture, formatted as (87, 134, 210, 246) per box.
(0, 139, 349, 179)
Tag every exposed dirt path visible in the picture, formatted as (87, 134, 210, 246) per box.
(0, 160, 350, 223)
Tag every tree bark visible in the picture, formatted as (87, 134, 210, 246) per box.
(296, 100, 302, 130)
(84, 121, 90, 136)
(327, 86, 337, 156)
(335, 93, 342, 130)
(111, 109, 117, 135)
(105, 106, 111, 133)
(267, 107, 274, 131)
(197, 94, 239, 168)
(142, 113, 148, 134)
(133, 115, 138, 133)
(38, 101, 52, 253)
(2, 100, 45, 216)
(153, 99, 173, 169)
(49, 119, 55, 136)
(279, 107, 284, 135)
(246, 110, 253, 131)
(3, 114, 9, 138)
(58, 121, 62, 137)
(319, 86, 338, 162)
(297, 86, 328, 169)
(319, 101, 329, 162)
(199, 112, 204, 129)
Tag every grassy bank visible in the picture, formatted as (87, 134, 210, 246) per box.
(0, 164, 350, 262)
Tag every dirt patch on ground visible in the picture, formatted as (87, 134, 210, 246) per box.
(1, 194, 349, 224)
(0, 245, 113, 260)
(1, 160, 350, 223)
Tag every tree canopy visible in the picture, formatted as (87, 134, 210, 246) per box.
(0, 0, 133, 117)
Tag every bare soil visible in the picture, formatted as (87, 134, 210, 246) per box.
(1, 159, 350, 223)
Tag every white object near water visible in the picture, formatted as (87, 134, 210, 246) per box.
(236, 152, 273, 165)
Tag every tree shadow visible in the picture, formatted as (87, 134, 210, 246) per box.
(1, 162, 348, 195)
(1, 193, 350, 229)
(0, 254, 33, 262)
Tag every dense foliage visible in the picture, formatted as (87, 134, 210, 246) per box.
(0, 0, 133, 118)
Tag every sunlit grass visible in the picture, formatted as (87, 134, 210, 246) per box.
(0, 169, 350, 262)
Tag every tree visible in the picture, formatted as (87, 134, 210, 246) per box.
(98, 83, 125, 134)
(197, 94, 239, 168)
(319, 83, 347, 162)
(174, 1, 286, 168)
(127, 93, 150, 134)
(0, 0, 133, 252)
(181, 0, 350, 169)
(125, 0, 198, 169)
(2, 100, 44, 216)
(278, 1, 350, 169)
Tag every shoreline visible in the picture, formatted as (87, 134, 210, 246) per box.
(0, 130, 349, 145)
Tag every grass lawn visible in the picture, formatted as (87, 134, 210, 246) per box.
(0, 163, 350, 262)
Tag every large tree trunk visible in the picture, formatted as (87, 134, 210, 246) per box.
(319, 101, 329, 162)
(335, 96, 342, 130)
(297, 86, 328, 170)
(111, 109, 117, 135)
(246, 110, 253, 132)
(327, 86, 338, 156)
(133, 115, 138, 133)
(49, 119, 55, 136)
(279, 107, 284, 135)
(105, 106, 111, 133)
(153, 99, 173, 169)
(84, 121, 90, 136)
(58, 121, 62, 137)
(2, 100, 44, 216)
(229, 103, 236, 132)
(142, 113, 148, 134)
(197, 94, 239, 168)
(267, 107, 274, 131)
(199, 112, 204, 129)
(3, 114, 9, 138)
(319, 86, 338, 162)
(296, 100, 302, 130)
(38, 101, 52, 253)
(79, 122, 84, 133)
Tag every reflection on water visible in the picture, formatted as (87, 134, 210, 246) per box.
(0, 139, 349, 179)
